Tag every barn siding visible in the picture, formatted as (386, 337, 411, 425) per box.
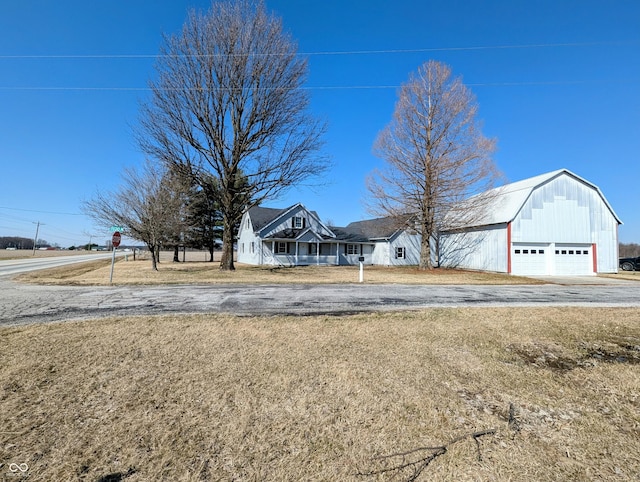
(438, 224, 508, 272)
(511, 175, 619, 272)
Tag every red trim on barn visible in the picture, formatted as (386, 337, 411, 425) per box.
(507, 222, 512, 274)
(592, 243, 597, 273)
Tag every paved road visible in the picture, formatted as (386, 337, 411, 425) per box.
(1, 279, 639, 326)
(0, 252, 116, 277)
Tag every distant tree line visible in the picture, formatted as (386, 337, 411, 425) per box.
(0, 237, 52, 250)
(619, 243, 640, 257)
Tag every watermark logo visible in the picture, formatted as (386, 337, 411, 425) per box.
(7, 463, 29, 477)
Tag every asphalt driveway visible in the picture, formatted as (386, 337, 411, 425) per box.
(1, 278, 639, 326)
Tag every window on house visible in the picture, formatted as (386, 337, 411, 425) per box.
(277, 242, 287, 254)
(309, 243, 317, 255)
(347, 244, 359, 255)
(396, 247, 406, 259)
(293, 216, 304, 229)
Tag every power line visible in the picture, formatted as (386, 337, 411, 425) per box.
(0, 78, 637, 92)
(0, 40, 635, 59)
(0, 206, 84, 216)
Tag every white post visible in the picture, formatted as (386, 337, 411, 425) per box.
(109, 248, 116, 284)
(359, 260, 364, 283)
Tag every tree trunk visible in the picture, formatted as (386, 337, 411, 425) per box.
(419, 234, 433, 270)
(208, 243, 214, 263)
(220, 216, 235, 271)
(148, 244, 158, 271)
(173, 245, 180, 262)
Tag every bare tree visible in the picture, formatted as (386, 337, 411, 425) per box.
(82, 161, 186, 271)
(137, 0, 327, 271)
(367, 60, 501, 270)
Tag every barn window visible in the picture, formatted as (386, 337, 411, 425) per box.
(583, 250, 589, 255)
(250, 242, 255, 254)
(514, 249, 521, 254)
(569, 250, 574, 255)
(396, 247, 406, 259)
(531, 250, 537, 254)
(539, 249, 544, 254)
(555, 250, 559, 254)
(561, 250, 567, 254)
(576, 250, 581, 255)
(523, 250, 529, 254)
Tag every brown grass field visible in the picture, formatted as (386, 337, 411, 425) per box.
(9, 249, 639, 285)
(15, 250, 546, 286)
(2, 250, 639, 480)
(1, 309, 639, 481)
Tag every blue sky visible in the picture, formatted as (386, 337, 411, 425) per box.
(1, 0, 638, 247)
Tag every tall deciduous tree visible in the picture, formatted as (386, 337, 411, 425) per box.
(137, 0, 327, 271)
(368, 60, 501, 270)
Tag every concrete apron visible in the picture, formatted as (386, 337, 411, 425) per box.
(527, 275, 639, 285)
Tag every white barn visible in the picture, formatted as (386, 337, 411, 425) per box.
(438, 169, 621, 276)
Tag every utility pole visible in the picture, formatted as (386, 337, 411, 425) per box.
(32, 221, 44, 256)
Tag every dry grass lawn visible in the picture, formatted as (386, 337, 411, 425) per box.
(1, 308, 639, 481)
(16, 250, 543, 286)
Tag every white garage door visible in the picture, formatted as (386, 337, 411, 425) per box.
(511, 243, 550, 275)
(554, 244, 593, 275)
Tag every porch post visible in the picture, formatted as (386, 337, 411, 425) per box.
(317, 241, 320, 265)
(295, 241, 299, 265)
(272, 241, 275, 265)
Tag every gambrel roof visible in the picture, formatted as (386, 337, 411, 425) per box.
(450, 168, 622, 229)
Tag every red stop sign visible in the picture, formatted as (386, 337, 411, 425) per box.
(112, 231, 122, 248)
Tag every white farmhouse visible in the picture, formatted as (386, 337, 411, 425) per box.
(237, 203, 420, 266)
(438, 169, 621, 275)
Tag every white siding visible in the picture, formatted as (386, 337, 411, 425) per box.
(370, 231, 421, 266)
(439, 225, 508, 272)
(237, 211, 263, 265)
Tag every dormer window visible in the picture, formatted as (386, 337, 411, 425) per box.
(293, 216, 304, 229)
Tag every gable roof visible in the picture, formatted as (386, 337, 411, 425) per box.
(246, 203, 334, 238)
(452, 168, 621, 228)
(334, 215, 413, 242)
(345, 216, 405, 239)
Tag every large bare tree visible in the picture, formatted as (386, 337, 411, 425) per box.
(368, 60, 501, 270)
(137, 0, 327, 271)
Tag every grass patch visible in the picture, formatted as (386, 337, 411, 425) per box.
(1, 307, 639, 480)
(16, 251, 542, 286)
